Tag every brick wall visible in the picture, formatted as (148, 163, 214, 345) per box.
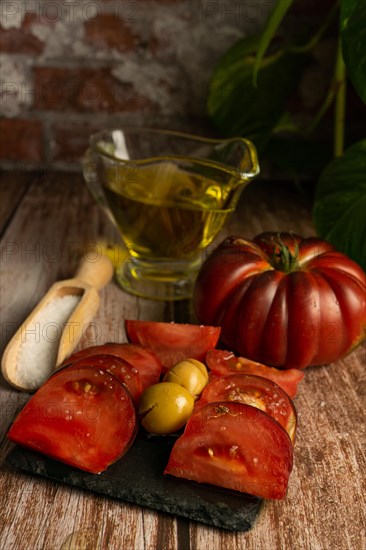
(0, 0, 270, 170)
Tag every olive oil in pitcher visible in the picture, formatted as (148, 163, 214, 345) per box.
(102, 162, 235, 262)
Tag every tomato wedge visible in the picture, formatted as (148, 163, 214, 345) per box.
(63, 343, 162, 391)
(7, 366, 137, 473)
(62, 354, 142, 404)
(165, 402, 293, 499)
(195, 374, 297, 443)
(206, 349, 304, 398)
(125, 320, 221, 371)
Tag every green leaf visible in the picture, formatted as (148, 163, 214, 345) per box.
(313, 140, 366, 270)
(253, 0, 294, 85)
(207, 36, 308, 150)
(341, 0, 366, 103)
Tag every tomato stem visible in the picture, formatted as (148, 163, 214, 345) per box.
(272, 236, 299, 272)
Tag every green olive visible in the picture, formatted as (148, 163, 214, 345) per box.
(138, 382, 194, 435)
(163, 359, 209, 398)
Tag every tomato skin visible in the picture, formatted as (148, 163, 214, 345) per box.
(194, 233, 366, 369)
(206, 349, 304, 398)
(63, 343, 162, 392)
(125, 320, 221, 371)
(165, 402, 293, 499)
(195, 374, 297, 442)
(61, 354, 142, 404)
(7, 366, 137, 474)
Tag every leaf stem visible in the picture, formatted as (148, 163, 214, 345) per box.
(334, 37, 346, 157)
(304, 79, 339, 136)
(289, 2, 339, 54)
(253, 0, 294, 86)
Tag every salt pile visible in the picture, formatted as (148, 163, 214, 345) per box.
(16, 294, 80, 390)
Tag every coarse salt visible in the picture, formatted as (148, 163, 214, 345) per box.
(16, 294, 80, 390)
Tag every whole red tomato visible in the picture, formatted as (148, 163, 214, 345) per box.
(193, 233, 366, 369)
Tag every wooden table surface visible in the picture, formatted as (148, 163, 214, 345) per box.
(0, 171, 365, 550)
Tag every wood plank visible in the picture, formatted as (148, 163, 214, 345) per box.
(1, 173, 365, 550)
(0, 171, 34, 236)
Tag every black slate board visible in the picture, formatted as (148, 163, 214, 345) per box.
(6, 432, 262, 532)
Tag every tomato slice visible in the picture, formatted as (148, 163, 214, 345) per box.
(195, 374, 297, 443)
(165, 402, 293, 499)
(125, 320, 221, 371)
(7, 366, 137, 473)
(63, 343, 162, 391)
(206, 349, 304, 398)
(62, 354, 142, 404)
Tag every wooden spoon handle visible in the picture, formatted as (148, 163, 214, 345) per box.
(75, 254, 114, 290)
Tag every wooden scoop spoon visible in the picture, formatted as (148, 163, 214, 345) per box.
(1, 254, 114, 392)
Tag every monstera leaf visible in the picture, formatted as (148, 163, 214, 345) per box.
(207, 35, 308, 150)
(313, 140, 366, 270)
